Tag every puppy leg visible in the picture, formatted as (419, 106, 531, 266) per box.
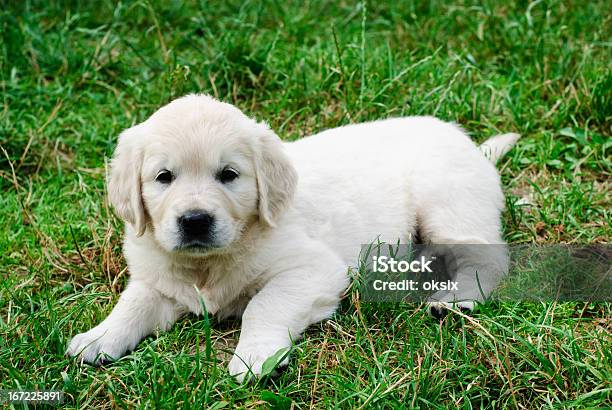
(418, 201, 508, 316)
(426, 244, 508, 317)
(67, 280, 185, 364)
(228, 252, 348, 382)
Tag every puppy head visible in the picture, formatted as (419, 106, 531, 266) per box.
(108, 94, 297, 255)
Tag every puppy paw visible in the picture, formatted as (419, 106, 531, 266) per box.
(66, 326, 133, 364)
(427, 301, 475, 319)
(228, 343, 290, 383)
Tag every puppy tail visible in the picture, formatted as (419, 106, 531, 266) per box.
(479, 133, 520, 164)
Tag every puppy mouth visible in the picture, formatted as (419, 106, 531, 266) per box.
(175, 240, 218, 253)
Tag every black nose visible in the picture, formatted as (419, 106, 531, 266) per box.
(178, 211, 214, 243)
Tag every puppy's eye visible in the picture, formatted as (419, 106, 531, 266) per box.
(155, 169, 174, 184)
(218, 166, 239, 184)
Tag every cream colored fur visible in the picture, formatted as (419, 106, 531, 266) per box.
(67, 94, 518, 381)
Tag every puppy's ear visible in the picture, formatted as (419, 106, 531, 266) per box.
(253, 124, 298, 227)
(107, 126, 147, 236)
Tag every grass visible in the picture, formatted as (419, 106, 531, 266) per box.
(0, 0, 610, 408)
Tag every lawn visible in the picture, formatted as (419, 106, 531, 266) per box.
(0, 0, 610, 408)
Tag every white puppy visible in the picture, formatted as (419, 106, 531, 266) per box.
(67, 94, 518, 381)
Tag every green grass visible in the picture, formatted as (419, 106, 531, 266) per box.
(1, 0, 610, 408)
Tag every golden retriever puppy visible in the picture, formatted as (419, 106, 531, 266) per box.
(67, 94, 518, 381)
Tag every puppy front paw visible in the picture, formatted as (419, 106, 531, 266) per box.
(66, 326, 134, 364)
(228, 343, 290, 383)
